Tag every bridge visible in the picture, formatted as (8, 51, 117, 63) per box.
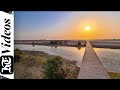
(78, 41, 110, 79)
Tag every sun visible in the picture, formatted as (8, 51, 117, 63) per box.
(85, 26, 91, 31)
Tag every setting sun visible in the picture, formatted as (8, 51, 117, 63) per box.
(85, 26, 91, 31)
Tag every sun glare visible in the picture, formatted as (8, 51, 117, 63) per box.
(85, 26, 91, 31)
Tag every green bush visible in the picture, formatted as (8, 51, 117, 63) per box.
(54, 41, 58, 44)
(108, 72, 120, 79)
(43, 56, 66, 79)
(78, 42, 81, 45)
(50, 41, 58, 44)
(64, 41, 67, 45)
(59, 41, 62, 44)
(14, 48, 23, 63)
(32, 42, 35, 46)
(50, 41, 54, 44)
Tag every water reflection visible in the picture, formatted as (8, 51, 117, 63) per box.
(15, 44, 85, 67)
(77, 47, 81, 50)
(15, 44, 120, 72)
(50, 45, 58, 48)
(94, 48, 120, 73)
(32, 44, 35, 47)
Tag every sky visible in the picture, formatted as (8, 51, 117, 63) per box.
(14, 11, 120, 40)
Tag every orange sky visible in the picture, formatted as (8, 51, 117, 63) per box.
(15, 12, 120, 40)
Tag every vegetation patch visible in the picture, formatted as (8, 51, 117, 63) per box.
(108, 72, 120, 79)
(14, 48, 23, 62)
(14, 49, 80, 79)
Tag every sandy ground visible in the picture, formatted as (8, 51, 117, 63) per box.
(14, 50, 80, 79)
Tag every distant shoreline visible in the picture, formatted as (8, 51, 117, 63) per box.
(90, 41, 120, 49)
(14, 43, 86, 48)
(14, 40, 120, 49)
(14, 40, 87, 47)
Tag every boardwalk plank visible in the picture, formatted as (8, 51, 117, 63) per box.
(78, 41, 110, 79)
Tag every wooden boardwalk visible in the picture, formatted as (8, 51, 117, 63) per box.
(78, 41, 110, 79)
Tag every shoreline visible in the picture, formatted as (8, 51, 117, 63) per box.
(14, 50, 120, 79)
(14, 43, 86, 47)
(14, 40, 120, 49)
(14, 50, 80, 79)
(14, 49, 120, 79)
(90, 42, 120, 49)
(15, 43, 120, 49)
(21, 50, 78, 64)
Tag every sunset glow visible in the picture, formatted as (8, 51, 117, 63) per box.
(85, 26, 91, 31)
(15, 11, 120, 40)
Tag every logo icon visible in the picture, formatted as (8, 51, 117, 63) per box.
(0, 56, 13, 74)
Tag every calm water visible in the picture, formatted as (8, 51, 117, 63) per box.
(94, 48, 120, 72)
(15, 44, 120, 72)
(15, 45, 85, 67)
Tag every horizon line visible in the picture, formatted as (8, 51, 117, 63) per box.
(14, 39, 120, 41)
